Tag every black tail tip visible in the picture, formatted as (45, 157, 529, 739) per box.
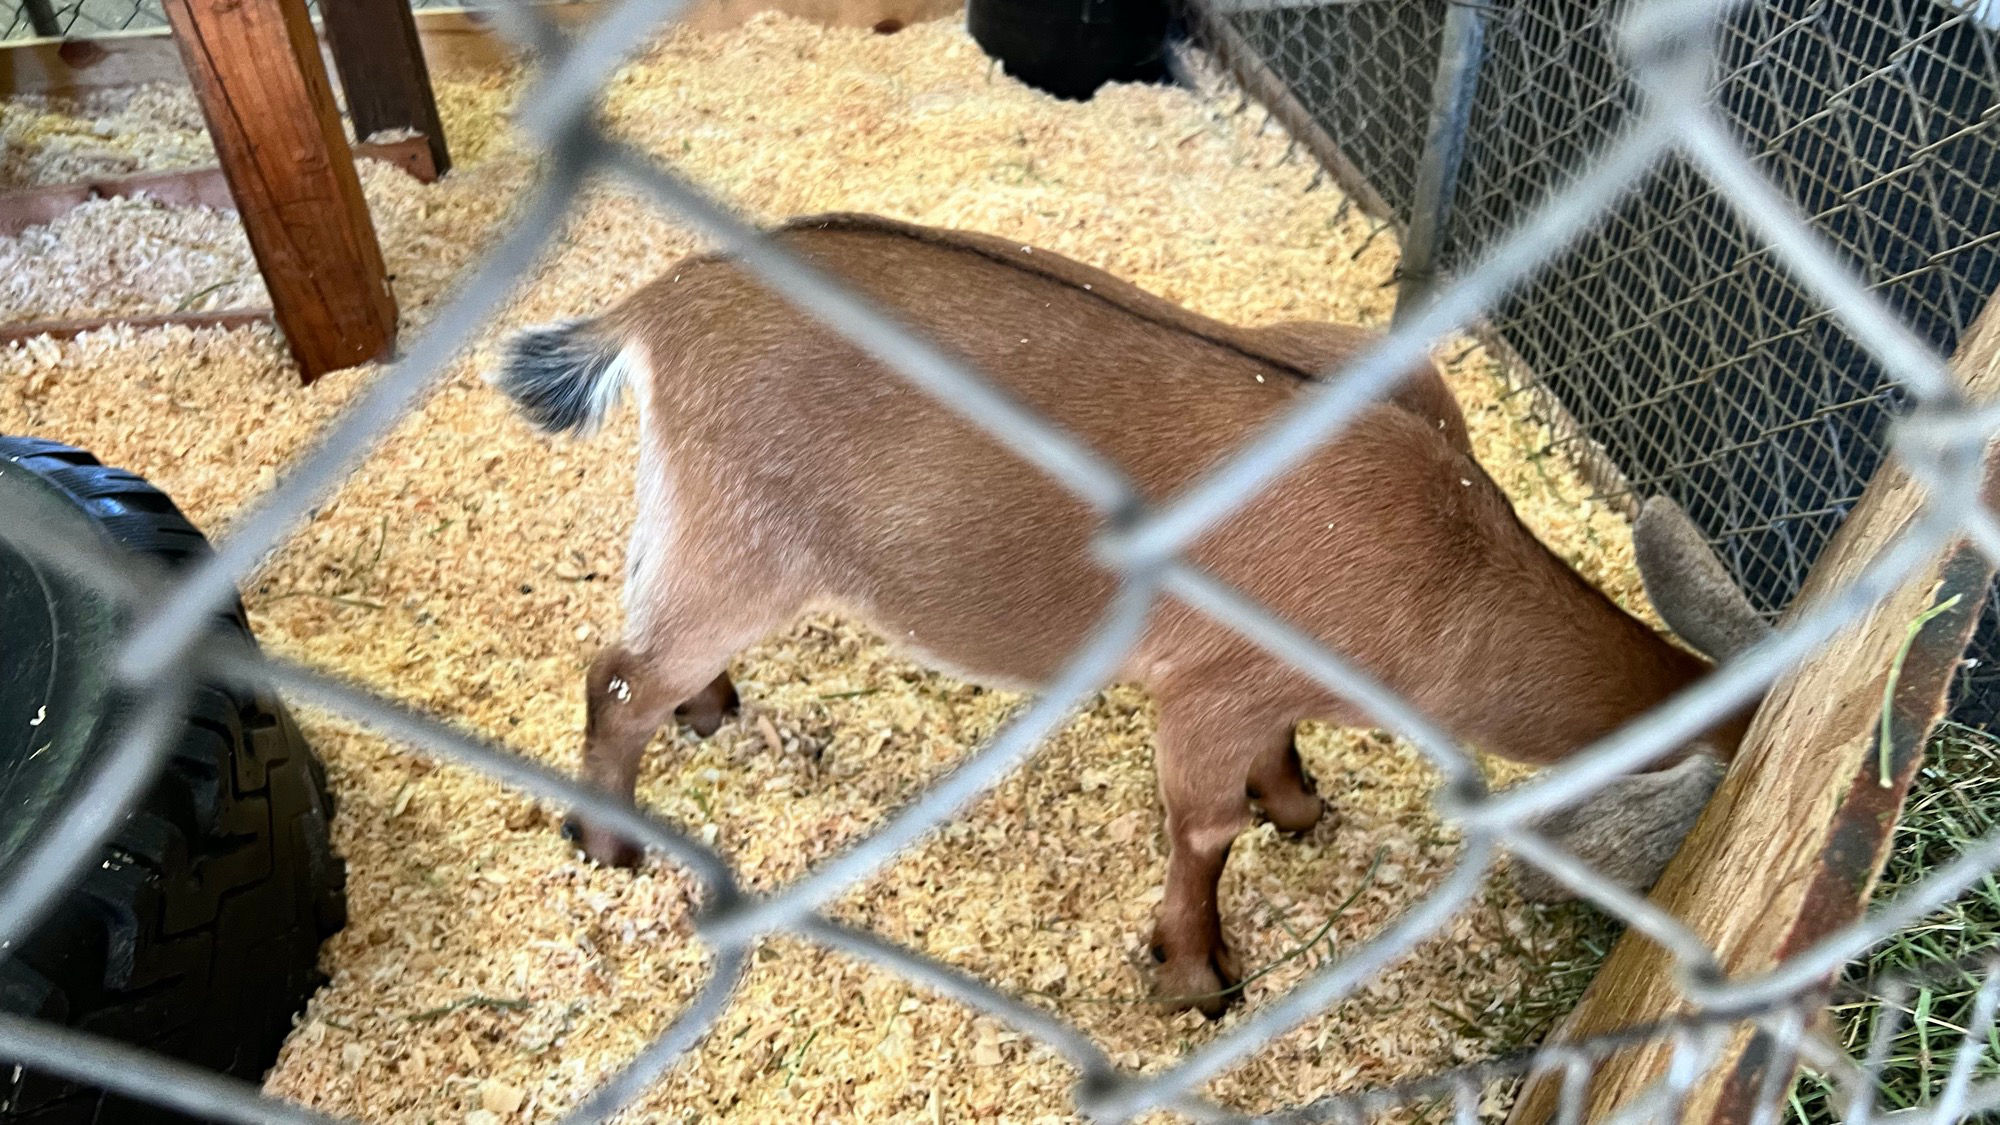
(489, 320, 625, 437)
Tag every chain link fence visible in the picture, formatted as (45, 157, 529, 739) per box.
(5, 0, 2000, 1121)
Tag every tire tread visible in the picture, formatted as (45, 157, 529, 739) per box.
(0, 436, 345, 1125)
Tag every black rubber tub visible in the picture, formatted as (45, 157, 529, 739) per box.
(966, 0, 1174, 101)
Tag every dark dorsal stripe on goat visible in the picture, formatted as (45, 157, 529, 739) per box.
(768, 212, 1326, 385)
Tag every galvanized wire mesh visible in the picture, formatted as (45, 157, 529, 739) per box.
(0, 0, 463, 39)
(1185, 0, 1441, 220)
(5, 0, 2000, 1121)
(1194, 0, 2000, 730)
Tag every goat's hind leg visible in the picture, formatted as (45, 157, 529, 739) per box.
(565, 567, 792, 866)
(1151, 697, 1295, 1018)
(675, 671, 740, 737)
(565, 642, 738, 867)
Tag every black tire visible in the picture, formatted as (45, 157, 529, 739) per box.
(0, 435, 345, 1124)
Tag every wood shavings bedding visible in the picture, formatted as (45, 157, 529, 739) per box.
(0, 72, 522, 190)
(0, 84, 214, 187)
(2, 14, 1661, 1122)
(0, 73, 527, 324)
(0, 194, 265, 322)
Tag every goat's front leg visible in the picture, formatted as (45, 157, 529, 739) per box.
(1247, 729, 1324, 834)
(1513, 753, 1724, 903)
(675, 671, 740, 737)
(1151, 700, 1285, 1018)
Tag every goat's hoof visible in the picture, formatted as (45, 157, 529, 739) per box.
(565, 816, 643, 868)
(1153, 948, 1240, 1020)
(676, 677, 742, 739)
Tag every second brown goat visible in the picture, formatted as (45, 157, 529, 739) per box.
(493, 213, 1765, 1016)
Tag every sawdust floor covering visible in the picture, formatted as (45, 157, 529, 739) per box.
(2, 16, 1660, 1123)
(0, 79, 518, 323)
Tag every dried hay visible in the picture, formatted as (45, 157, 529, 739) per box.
(1, 14, 1661, 1122)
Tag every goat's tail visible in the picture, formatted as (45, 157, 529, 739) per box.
(488, 318, 632, 437)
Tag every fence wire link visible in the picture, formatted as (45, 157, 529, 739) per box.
(4, 0, 2000, 1121)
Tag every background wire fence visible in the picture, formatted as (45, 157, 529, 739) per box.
(0, 0, 464, 39)
(5, 0, 2000, 1122)
(1192, 0, 2000, 729)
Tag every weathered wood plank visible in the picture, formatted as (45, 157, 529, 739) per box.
(0, 137, 437, 238)
(0, 1, 964, 96)
(1, 308, 272, 346)
(0, 30, 191, 96)
(1508, 294, 2000, 1124)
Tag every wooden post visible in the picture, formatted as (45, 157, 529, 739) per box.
(320, 0, 450, 177)
(1509, 295, 2000, 1125)
(162, 0, 397, 383)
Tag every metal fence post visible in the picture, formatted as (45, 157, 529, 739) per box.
(21, 0, 63, 37)
(1393, 0, 1489, 325)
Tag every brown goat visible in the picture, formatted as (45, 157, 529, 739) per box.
(492, 213, 1764, 1017)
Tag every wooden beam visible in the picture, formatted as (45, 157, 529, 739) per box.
(320, 0, 450, 176)
(344, 134, 440, 184)
(162, 0, 397, 383)
(0, 29, 193, 96)
(1508, 294, 2000, 1125)
(362, 4, 605, 74)
(0, 136, 438, 238)
(1, 308, 272, 346)
(0, 7, 607, 99)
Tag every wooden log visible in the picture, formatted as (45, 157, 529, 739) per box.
(0, 136, 438, 238)
(161, 0, 397, 383)
(1, 308, 272, 346)
(320, 0, 450, 176)
(1508, 294, 2000, 1125)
